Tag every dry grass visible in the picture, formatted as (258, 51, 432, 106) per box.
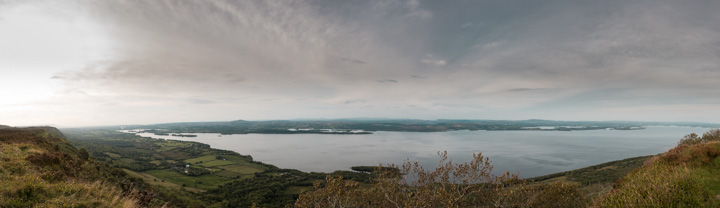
(594, 140, 720, 207)
(1, 139, 141, 207)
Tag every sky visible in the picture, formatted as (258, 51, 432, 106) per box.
(1, 0, 720, 127)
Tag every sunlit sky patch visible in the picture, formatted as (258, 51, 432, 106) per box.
(2, 0, 720, 127)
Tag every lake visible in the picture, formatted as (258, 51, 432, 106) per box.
(132, 126, 706, 178)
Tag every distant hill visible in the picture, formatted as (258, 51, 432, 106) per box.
(111, 119, 720, 135)
(0, 126, 164, 207)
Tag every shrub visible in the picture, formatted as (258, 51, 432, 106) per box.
(529, 182, 583, 208)
(701, 129, 720, 143)
(679, 129, 720, 145)
(678, 133, 701, 145)
(661, 142, 720, 166)
(294, 176, 366, 208)
(79, 148, 90, 161)
(296, 151, 529, 208)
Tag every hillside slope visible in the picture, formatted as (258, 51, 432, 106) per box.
(596, 129, 720, 207)
(63, 128, 339, 207)
(0, 126, 163, 207)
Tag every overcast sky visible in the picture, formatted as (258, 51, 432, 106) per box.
(2, 0, 720, 127)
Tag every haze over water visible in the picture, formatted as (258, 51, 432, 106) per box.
(133, 126, 705, 178)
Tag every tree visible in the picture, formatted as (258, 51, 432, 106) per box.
(79, 147, 90, 161)
(678, 129, 720, 145)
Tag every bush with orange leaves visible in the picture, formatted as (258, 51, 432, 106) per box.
(669, 129, 720, 165)
(296, 151, 583, 208)
(678, 129, 720, 146)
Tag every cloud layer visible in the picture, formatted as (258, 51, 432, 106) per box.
(2, 0, 720, 126)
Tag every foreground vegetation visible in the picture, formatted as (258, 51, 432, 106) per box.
(595, 129, 720, 207)
(0, 127, 162, 207)
(8, 124, 720, 207)
(296, 151, 585, 207)
(294, 154, 648, 207)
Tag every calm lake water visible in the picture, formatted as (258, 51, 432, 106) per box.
(133, 126, 707, 178)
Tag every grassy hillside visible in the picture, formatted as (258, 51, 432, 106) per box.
(527, 155, 652, 201)
(0, 127, 163, 207)
(595, 129, 720, 207)
(63, 128, 339, 207)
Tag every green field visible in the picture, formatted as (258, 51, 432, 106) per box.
(216, 164, 264, 174)
(118, 158, 136, 163)
(145, 169, 230, 190)
(199, 160, 236, 167)
(185, 155, 219, 164)
(104, 152, 122, 158)
(156, 140, 200, 152)
(123, 169, 205, 193)
(214, 170, 244, 178)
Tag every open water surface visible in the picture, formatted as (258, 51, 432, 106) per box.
(132, 126, 707, 178)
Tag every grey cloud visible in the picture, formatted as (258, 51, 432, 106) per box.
(8, 0, 718, 126)
(377, 79, 398, 83)
(339, 57, 367, 65)
(420, 58, 446, 66)
(57, 0, 432, 98)
(224, 74, 246, 83)
(507, 88, 546, 92)
(188, 98, 215, 104)
(57, 88, 88, 96)
(452, 0, 720, 97)
(343, 99, 366, 104)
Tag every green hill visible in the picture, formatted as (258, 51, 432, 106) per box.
(0, 126, 163, 207)
(596, 129, 720, 207)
